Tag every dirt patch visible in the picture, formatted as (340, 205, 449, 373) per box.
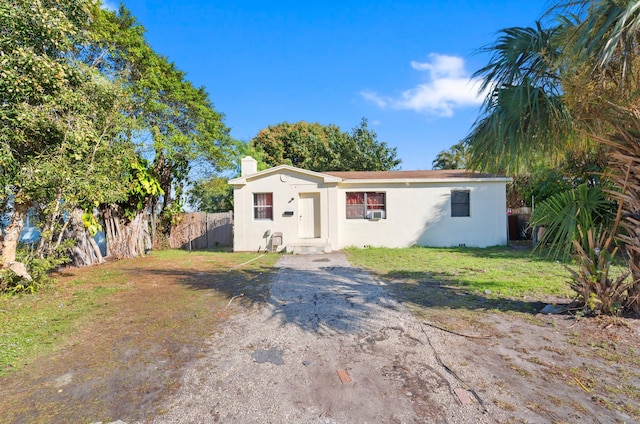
(0, 252, 275, 423)
(1, 252, 639, 423)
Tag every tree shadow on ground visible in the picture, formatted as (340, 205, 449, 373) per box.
(266, 266, 403, 334)
(377, 270, 554, 315)
(116, 265, 274, 307)
(116, 259, 550, 337)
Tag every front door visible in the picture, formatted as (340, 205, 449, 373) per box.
(298, 193, 320, 238)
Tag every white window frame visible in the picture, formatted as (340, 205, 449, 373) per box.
(253, 193, 273, 220)
(451, 190, 470, 217)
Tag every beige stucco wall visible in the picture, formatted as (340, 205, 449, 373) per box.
(334, 181, 508, 249)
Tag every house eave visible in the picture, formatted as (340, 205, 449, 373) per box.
(228, 164, 342, 186)
(336, 177, 512, 185)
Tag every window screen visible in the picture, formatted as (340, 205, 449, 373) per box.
(451, 190, 470, 217)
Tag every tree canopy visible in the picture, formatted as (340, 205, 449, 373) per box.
(250, 118, 401, 172)
(0, 0, 233, 289)
(431, 142, 469, 170)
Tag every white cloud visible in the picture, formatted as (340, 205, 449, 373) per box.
(361, 53, 485, 117)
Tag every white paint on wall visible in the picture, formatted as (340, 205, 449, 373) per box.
(229, 162, 509, 252)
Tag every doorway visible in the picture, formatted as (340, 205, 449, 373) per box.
(298, 193, 320, 238)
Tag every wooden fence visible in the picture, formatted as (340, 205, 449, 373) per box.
(169, 211, 233, 250)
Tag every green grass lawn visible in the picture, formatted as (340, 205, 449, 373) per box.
(345, 245, 573, 298)
(0, 250, 278, 376)
(343, 245, 588, 315)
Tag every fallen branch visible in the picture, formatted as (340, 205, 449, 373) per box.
(574, 376, 591, 393)
(223, 293, 245, 311)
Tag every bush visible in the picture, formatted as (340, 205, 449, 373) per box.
(566, 228, 631, 316)
(0, 248, 69, 295)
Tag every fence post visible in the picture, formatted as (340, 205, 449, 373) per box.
(188, 214, 192, 253)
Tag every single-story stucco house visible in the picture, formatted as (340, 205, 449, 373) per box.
(229, 156, 510, 253)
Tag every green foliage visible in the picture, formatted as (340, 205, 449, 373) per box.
(566, 228, 631, 316)
(466, 22, 576, 174)
(508, 168, 572, 208)
(250, 118, 400, 172)
(81, 212, 102, 237)
(530, 184, 615, 260)
(0, 247, 69, 294)
(187, 177, 233, 212)
(432, 141, 470, 170)
(341, 118, 401, 171)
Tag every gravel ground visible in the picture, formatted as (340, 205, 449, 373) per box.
(151, 253, 492, 423)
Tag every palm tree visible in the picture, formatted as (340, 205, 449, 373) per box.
(432, 141, 470, 170)
(467, 1, 640, 313)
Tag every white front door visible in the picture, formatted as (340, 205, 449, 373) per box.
(299, 193, 320, 238)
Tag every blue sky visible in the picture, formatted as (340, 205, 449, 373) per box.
(112, 0, 550, 170)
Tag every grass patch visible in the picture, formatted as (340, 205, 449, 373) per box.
(0, 283, 128, 375)
(345, 246, 572, 299)
(0, 249, 280, 422)
(0, 250, 278, 376)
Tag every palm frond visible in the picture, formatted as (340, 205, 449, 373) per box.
(466, 80, 574, 173)
(530, 183, 615, 260)
(474, 22, 563, 94)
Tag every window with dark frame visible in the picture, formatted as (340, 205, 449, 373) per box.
(346, 192, 386, 219)
(253, 193, 273, 220)
(451, 190, 470, 217)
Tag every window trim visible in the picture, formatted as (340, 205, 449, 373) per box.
(253, 192, 273, 220)
(346, 192, 386, 220)
(451, 190, 470, 217)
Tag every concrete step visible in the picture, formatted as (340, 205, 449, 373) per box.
(285, 243, 332, 254)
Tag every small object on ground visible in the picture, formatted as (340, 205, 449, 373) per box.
(484, 289, 491, 294)
(540, 304, 565, 314)
(223, 293, 245, 311)
(454, 388, 474, 405)
(302, 360, 311, 366)
(574, 377, 591, 393)
(252, 347, 285, 365)
(337, 369, 352, 384)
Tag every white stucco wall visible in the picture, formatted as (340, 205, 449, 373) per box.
(334, 181, 508, 249)
(230, 164, 508, 251)
(232, 169, 339, 252)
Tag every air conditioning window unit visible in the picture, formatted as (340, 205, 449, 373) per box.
(368, 210, 384, 220)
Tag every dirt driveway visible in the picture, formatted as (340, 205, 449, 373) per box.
(152, 253, 491, 423)
(3, 251, 638, 423)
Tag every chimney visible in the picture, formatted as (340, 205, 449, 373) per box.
(241, 156, 258, 176)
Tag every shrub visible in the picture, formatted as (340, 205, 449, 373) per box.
(566, 227, 631, 316)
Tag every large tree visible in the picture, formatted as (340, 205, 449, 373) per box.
(87, 5, 234, 249)
(1, 1, 234, 287)
(0, 0, 102, 274)
(250, 118, 400, 172)
(466, 0, 640, 313)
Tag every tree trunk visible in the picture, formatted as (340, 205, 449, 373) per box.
(36, 190, 63, 258)
(101, 205, 151, 259)
(1, 198, 31, 266)
(1, 196, 33, 281)
(67, 208, 105, 267)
